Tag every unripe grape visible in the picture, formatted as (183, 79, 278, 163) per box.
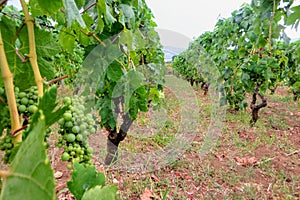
(72, 126, 80, 134)
(62, 152, 70, 161)
(0, 87, 4, 95)
(58, 118, 65, 126)
(63, 113, 73, 121)
(18, 92, 26, 98)
(66, 134, 76, 142)
(65, 121, 73, 128)
(28, 105, 38, 113)
(18, 105, 27, 113)
(76, 134, 83, 142)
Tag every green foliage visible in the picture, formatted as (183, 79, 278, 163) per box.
(0, 114, 55, 200)
(67, 162, 114, 200)
(30, 0, 63, 17)
(284, 40, 300, 100)
(82, 185, 117, 200)
(286, 5, 300, 29)
(174, 2, 296, 112)
(62, 0, 86, 28)
(37, 85, 69, 127)
(0, 0, 164, 198)
(0, 7, 60, 90)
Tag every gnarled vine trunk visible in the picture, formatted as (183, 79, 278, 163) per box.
(201, 82, 209, 95)
(250, 85, 267, 126)
(104, 113, 133, 165)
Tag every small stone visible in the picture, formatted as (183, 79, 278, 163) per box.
(54, 171, 63, 179)
(113, 178, 119, 184)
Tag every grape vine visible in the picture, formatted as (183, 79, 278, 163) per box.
(0, 0, 165, 199)
(173, 0, 299, 124)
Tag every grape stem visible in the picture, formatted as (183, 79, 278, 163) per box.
(80, 29, 104, 46)
(0, 0, 7, 7)
(0, 96, 6, 104)
(0, 31, 23, 145)
(15, 48, 27, 63)
(80, 2, 97, 14)
(45, 75, 69, 85)
(11, 124, 28, 136)
(20, 0, 44, 97)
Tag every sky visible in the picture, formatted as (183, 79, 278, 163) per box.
(145, 0, 300, 48)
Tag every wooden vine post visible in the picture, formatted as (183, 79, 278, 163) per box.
(0, 31, 23, 145)
(20, 0, 44, 97)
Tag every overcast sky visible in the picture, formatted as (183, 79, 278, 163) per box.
(7, 0, 299, 48)
(145, 0, 300, 47)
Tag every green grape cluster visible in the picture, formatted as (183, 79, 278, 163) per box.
(15, 86, 38, 115)
(0, 110, 10, 133)
(0, 134, 13, 163)
(56, 96, 96, 166)
(0, 86, 38, 127)
(0, 86, 39, 163)
(0, 88, 10, 129)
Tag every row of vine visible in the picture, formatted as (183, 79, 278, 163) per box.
(173, 0, 300, 124)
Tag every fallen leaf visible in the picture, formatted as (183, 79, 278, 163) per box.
(235, 157, 258, 166)
(140, 188, 154, 200)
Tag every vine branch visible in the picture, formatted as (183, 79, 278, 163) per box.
(0, 0, 7, 7)
(268, 0, 276, 51)
(80, 2, 97, 14)
(20, 0, 44, 97)
(0, 96, 6, 104)
(15, 48, 27, 63)
(11, 124, 29, 136)
(80, 29, 105, 46)
(44, 75, 69, 85)
(0, 31, 23, 145)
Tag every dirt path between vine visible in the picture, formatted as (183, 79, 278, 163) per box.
(53, 86, 299, 200)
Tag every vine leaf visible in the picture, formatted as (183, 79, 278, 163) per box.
(38, 85, 68, 127)
(96, 0, 106, 32)
(74, 0, 85, 9)
(67, 162, 106, 200)
(0, 114, 55, 200)
(286, 5, 300, 28)
(105, 4, 117, 25)
(81, 185, 118, 200)
(107, 61, 123, 82)
(59, 29, 76, 53)
(63, 0, 86, 28)
(118, 4, 135, 28)
(30, 0, 63, 16)
(0, 17, 59, 90)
